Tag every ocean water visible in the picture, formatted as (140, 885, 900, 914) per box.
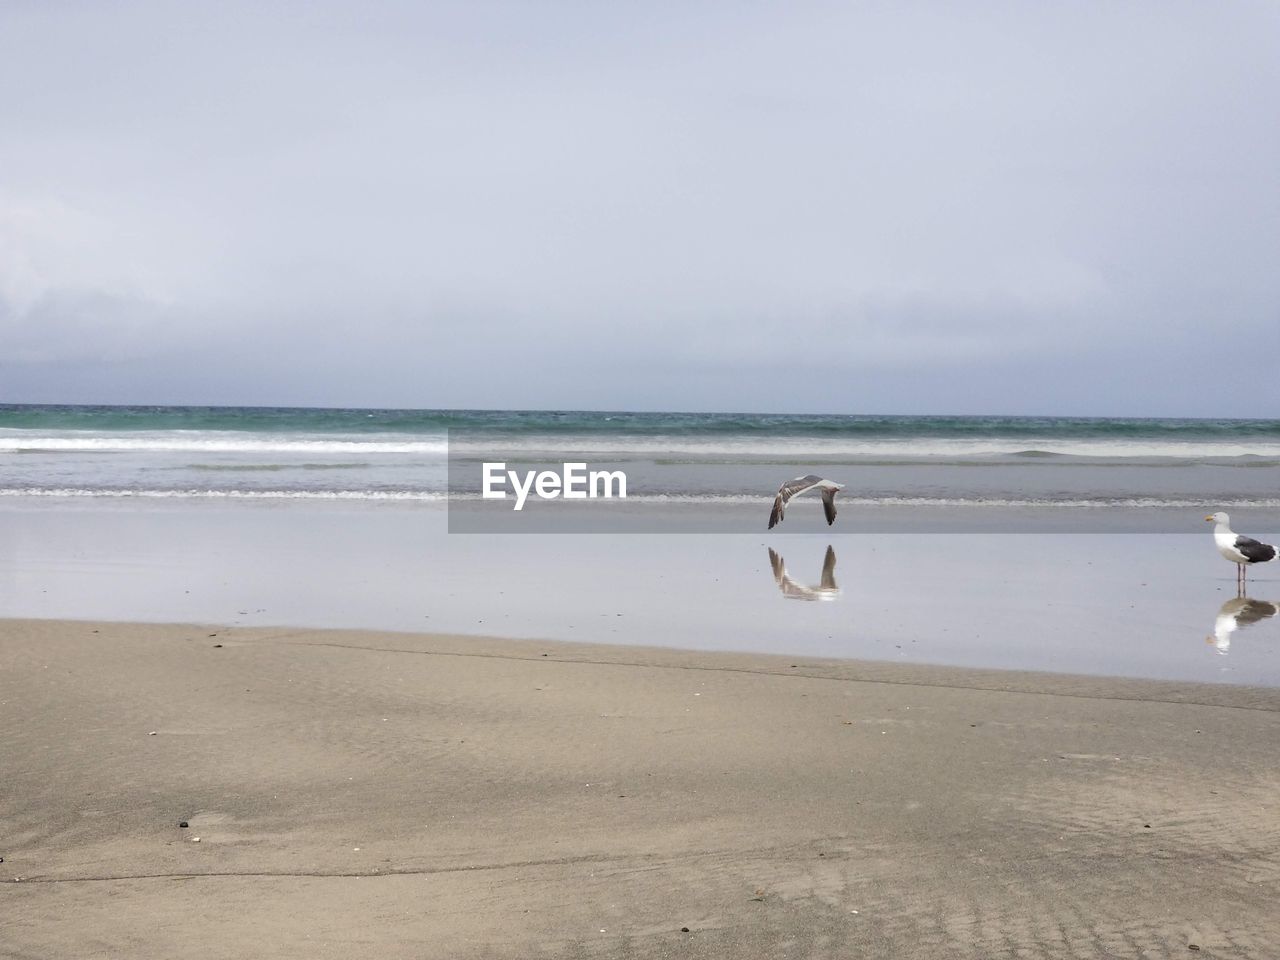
(3, 405, 1279, 683)
(3, 405, 1280, 513)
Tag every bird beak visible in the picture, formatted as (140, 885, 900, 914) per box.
(1205, 515, 1214, 522)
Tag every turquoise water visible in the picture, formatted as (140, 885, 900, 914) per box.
(4, 403, 1280, 440)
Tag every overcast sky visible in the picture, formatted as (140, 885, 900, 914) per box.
(1, 1, 1277, 415)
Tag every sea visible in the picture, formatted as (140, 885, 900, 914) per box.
(3, 405, 1280, 519)
(3, 405, 1280, 684)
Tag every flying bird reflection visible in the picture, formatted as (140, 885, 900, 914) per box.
(1206, 595, 1280, 655)
(767, 545, 841, 602)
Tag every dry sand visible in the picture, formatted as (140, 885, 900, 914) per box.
(2, 618, 1278, 959)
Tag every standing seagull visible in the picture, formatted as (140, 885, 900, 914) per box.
(1206, 512, 1278, 588)
(768, 475, 844, 529)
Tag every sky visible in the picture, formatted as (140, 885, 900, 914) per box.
(1, 0, 1277, 415)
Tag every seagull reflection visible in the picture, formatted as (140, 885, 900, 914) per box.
(767, 545, 841, 602)
(1207, 595, 1280, 655)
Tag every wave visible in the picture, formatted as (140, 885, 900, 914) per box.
(0, 487, 450, 501)
(184, 462, 374, 472)
(0, 435, 448, 455)
(7, 432, 1278, 460)
(4, 487, 1280, 509)
(451, 438, 1280, 459)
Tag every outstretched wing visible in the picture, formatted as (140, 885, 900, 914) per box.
(768, 475, 824, 529)
(821, 487, 838, 526)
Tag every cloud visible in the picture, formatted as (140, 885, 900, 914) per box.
(0, 192, 189, 366)
(0, 1, 1277, 413)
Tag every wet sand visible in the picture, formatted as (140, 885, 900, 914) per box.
(3, 618, 1279, 958)
(4, 500, 1279, 686)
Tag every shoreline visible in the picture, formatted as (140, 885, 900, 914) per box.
(6, 491, 1280, 535)
(5, 618, 1279, 957)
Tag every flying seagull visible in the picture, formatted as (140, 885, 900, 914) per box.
(768, 475, 844, 529)
(1206, 512, 1278, 587)
(1207, 595, 1280, 655)
(767, 545, 841, 601)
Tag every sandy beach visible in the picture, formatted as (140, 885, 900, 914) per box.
(6, 0, 1279, 954)
(3, 618, 1278, 959)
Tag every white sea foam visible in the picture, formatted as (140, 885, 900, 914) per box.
(0, 488, 449, 501)
(456, 437, 1280, 459)
(4, 487, 1279, 509)
(3, 430, 1279, 460)
(0, 434, 448, 455)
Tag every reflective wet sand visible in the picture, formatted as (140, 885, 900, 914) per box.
(1, 498, 1277, 685)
